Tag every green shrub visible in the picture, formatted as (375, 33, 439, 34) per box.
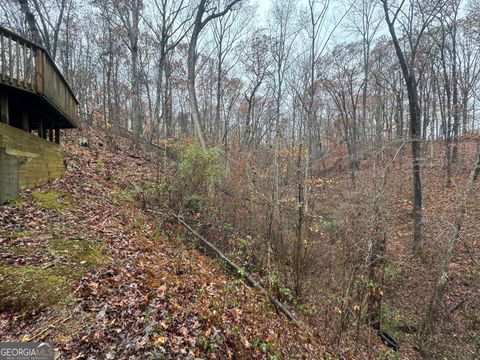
(142, 181, 176, 201)
(178, 143, 222, 191)
(185, 194, 206, 214)
(323, 219, 340, 233)
(381, 305, 407, 340)
(112, 187, 140, 203)
(279, 286, 296, 305)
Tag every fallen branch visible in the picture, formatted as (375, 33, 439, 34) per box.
(24, 315, 71, 342)
(173, 214, 301, 327)
(447, 277, 480, 317)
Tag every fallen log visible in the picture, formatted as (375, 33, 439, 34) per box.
(173, 214, 301, 327)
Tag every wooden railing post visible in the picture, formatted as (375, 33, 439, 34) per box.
(35, 49, 44, 94)
(15, 40, 20, 87)
(28, 46, 34, 90)
(22, 42, 27, 88)
(0, 33, 5, 82)
(8, 34, 13, 83)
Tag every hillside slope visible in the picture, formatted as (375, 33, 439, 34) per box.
(0, 129, 324, 359)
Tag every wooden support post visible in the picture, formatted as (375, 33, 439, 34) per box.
(43, 120, 47, 139)
(55, 124, 60, 144)
(0, 91, 8, 124)
(22, 110, 29, 132)
(49, 121, 54, 141)
(38, 117, 44, 138)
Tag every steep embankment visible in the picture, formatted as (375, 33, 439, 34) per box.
(0, 129, 323, 359)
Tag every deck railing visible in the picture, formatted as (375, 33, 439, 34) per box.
(0, 26, 78, 126)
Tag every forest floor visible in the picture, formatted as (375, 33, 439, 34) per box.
(378, 140, 480, 359)
(299, 138, 480, 359)
(1, 128, 478, 359)
(0, 129, 324, 359)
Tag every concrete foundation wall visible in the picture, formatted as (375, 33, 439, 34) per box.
(0, 123, 65, 202)
(0, 150, 19, 202)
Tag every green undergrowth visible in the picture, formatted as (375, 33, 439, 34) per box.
(111, 187, 140, 204)
(0, 238, 108, 311)
(381, 305, 409, 341)
(33, 191, 74, 211)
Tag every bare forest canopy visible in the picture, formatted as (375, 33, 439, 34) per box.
(2, 0, 480, 359)
(0, 0, 478, 149)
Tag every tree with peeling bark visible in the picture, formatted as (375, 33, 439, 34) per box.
(187, 0, 243, 149)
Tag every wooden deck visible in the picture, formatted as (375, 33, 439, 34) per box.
(0, 26, 78, 129)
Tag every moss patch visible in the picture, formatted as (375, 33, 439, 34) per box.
(3, 230, 34, 239)
(33, 191, 74, 211)
(0, 265, 71, 311)
(49, 239, 109, 286)
(49, 239, 107, 269)
(11, 245, 38, 256)
(6, 197, 26, 208)
(0, 239, 108, 311)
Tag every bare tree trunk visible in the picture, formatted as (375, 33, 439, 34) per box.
(366, 231, 387, 329)
(164, 60, 173, 138)
(187, 0, 242, 149)
(294, 112, 305, 298)
(187, 25, 207, 149)
(244, 93, 253, 146)
(30, 0, 67, 60)
(450, 4, 460, 163)
(17, 0, 42, 45)
(439, 27, 454, 187)
(409, 78, 424, 254)
(382, 0, 427, 253)
(215, 45, 223, 143)
(131, 41, 141, 144)
(130, 1, 142, 146)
